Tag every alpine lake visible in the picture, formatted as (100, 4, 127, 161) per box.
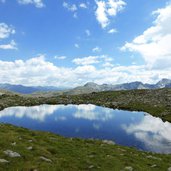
(0, 104, 171, 154)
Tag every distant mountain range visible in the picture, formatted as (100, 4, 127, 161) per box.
(1, 78, 171, 94)
(65, 78, 171, 95)
(0, 83, 63, 94)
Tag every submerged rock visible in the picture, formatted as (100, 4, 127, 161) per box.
(4, 150, 21, 158)
(168, 167, 171, 171)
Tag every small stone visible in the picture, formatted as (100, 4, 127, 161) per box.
(4, 150, 21, 158)
(89, 155, 94, 158)
(146, 155, 161, 160)
(28, 140, 33, 142)
(27, 146, 33, 150)
(11, 142, 16, 146)
(40, 156, 52, 163)
(0, 159, 9, 163)
(151, 164, 157, 168)
(88, 165, 94, 169)
(102, 140, 115, 145)
(124, 166, 133, 171)
(168, 167, 171, 171)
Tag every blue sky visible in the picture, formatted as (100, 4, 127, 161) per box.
(0, 0, 171, 87)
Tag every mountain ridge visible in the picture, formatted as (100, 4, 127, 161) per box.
(0, 78, 171, 94)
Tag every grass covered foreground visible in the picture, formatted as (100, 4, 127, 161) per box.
(0, 124, 171, 171)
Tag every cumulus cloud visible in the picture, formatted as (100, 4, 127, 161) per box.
(73, 56, 100, 65)
(95, 0, 126, 28)
(73, 55, 113, 66)
(0, 23, 15, 39)
(17, 0, 45, 8)
(121, 3, 171, 69)
(1, 55, 171, 87)
(0, 40, 17, 50)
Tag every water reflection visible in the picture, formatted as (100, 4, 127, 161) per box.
(0, 105, 64, 121)
(73, 104, 114, 121)
(0, 104, 171, 153)
(122, 115, 171, 153)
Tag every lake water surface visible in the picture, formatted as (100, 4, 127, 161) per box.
(0, 104, 171, 154)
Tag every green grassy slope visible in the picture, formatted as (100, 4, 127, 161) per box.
(0, 124, 171, 171)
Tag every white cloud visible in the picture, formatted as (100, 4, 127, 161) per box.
(1, 55, 171, 87)
(92, 46, 101, 52)
(85, 29, 91, 36)
(108, 28, 117, 33)
(79, 3, 87, 9)
(0, 23, 15, 39)
(17, 0, 45, 8)
(74, 43, 79, 48)
(54, 56, 66, 60)
(121, 3, 171, 69)
(63, 2, 77, 12)
(123, 115, 171, 153)
(73, 56, 100, 65)
(95, 1, 108, 28)
(95, 0, 126, 28)
(0, 40, 17, 50)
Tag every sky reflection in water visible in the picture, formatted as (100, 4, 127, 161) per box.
(0, 104, 171, 154)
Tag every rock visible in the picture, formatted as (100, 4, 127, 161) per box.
(4, 150, 21, 158)
(151, 164, 157, 168)
(168, 167, 171, 171)
(28, 139, 33, 142)
(40, 156, 52, 163)
(89, 155, 94, 158)
(88, 165, 94, 169)
(11, 142, 16, 146)
(27, 146, 33, 150)
(102, 140, 115, 145)
(124, 166, 133, 171)
(0, 159, 9, 163)
(146, 155, 161, 160)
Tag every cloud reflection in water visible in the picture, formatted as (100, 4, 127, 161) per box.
(122, 115, 171, 153)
